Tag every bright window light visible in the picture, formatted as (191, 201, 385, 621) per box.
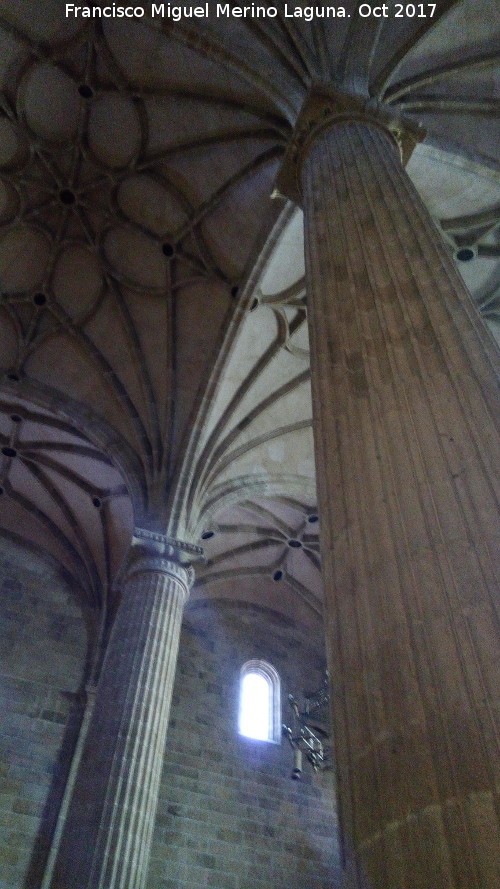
(238, 660, 281, 742)
(239, 671, 271, 740)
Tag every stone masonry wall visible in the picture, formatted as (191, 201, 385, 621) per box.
(0, 535, 87, 889)
(147, 599, 340, 889)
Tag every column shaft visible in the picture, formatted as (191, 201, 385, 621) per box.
(48, 551, 190, 889)
(301, 119, 500, 888)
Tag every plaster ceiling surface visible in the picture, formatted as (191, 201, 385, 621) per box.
(0, 0, 499, 628)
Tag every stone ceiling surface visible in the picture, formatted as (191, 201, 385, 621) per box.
(0, 0, 499, 634)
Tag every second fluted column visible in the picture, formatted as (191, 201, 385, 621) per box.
(47, 530, 192, 889)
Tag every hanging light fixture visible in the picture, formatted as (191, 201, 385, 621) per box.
(282, 674, 331, 779)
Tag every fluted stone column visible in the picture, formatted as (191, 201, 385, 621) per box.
(47, 531, 192, 889)
(280, 90, 500, 888)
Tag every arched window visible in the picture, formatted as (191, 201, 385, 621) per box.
(238, 660, 281, 743)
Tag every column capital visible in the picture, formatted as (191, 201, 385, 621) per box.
(276, 84, 425, 205)
(124, 527, 196, 593)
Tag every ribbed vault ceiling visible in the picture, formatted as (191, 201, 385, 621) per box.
(0, 0, 498, 629)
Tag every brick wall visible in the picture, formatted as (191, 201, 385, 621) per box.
(0, 536, 340, 889)
(0, 535, 87, 889)
(147, 599, 340, 889)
